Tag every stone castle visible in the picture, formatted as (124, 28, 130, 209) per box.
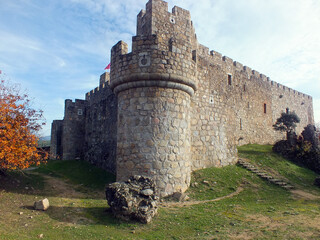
(51, 0, 314, 197)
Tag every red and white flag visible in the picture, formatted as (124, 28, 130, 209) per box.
(104, 63, 110, 70)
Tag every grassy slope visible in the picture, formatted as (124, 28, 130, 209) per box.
(0, 146, 319, 239)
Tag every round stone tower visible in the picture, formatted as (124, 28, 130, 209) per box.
(110, 0, 198, 197)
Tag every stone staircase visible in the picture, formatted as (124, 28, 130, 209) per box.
(237, 158, 294, 190)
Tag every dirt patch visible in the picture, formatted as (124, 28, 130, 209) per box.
(290, 189, 320, 200)
(161, 186, 243, 208)
(227, 231, 258, 240)
(41, 175, 86, 199)
(245, 213, 320, 239)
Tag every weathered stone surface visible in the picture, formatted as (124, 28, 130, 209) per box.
(171, 192, 189, 202)
(34, 198, 50, 211)
(105, 176, 158, 224)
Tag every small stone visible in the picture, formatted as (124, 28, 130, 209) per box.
(39, 234, 44, 238)
(34, 198, 50, 211)
(25, 187, 29, 190)
(25, 224, 28, 227)
(141, 189, 154, 196)
(203, 180, 210, 186)
(29, 216, 33, 219)
(19, 212, 23, 215)
(191, 182, 199, 187)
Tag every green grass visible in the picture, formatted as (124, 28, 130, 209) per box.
(35, 160, 115, 190)
(0, 146, 320, 239)
(238, 144, 320, 194)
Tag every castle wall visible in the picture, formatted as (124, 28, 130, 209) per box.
(50, 120, 63, 159)
(62, 99, 87, 160)
(51, 0, 314, 197)
(84, 73, 117, 173)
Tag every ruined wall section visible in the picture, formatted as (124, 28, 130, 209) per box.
(50, 120, 63, 159)
(62, 99, 87, 160)
(84, 73, 117, 173)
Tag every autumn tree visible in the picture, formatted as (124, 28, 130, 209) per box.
(0, 78, 46, 173)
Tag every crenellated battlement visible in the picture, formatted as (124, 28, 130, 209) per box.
(197, 44, 312, 101)
(85, 73, 113, 101)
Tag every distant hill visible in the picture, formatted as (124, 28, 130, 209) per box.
(39, 136, 50, 141)
(38, 136, 50, 147)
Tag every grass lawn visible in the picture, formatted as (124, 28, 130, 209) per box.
(0, 145, 320, 239)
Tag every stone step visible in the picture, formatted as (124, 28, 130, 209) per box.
(256, 172, 268, 177)
(237, 158, 294, 191)
(283, 185, 295, 190)
(261, 175, 274, 180)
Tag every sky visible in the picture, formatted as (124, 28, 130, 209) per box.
(0, 0, 319, 137)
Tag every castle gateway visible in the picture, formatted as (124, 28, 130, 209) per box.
(51, 0, 314, 197)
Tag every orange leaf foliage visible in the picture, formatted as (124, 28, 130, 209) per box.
(0, 79, 47, 170)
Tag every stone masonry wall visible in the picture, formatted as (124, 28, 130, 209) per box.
(116, 88, 191, 196)
(50, 120, 63, 159)
(84, 73, 117, 173)
(62, 99, 87, 160)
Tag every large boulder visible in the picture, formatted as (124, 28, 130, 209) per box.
(105, 176, 158, 224)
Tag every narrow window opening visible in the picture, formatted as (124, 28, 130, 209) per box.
(286, 108, 289, 114)
(209, 95, 214, 104)
(192, 50, 197, 62)
(243, 84, 246, 92)
(240, 119, 243, 130)
(78, 109, 83, 116)
(264, 103, 267, 114)
(228, 74, 232, 85)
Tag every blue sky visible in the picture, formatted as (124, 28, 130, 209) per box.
(0, 0, 320, 136)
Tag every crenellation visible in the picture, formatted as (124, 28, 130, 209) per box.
(172, 6, 191, 19)
(243, 66, 252, 75)
(222, 56, 233, 66)
(233, 61, 243, 70)
(260, 74, 267, 81)
(210, 50, 222, 62)
(52, 0, 314, 198)
(252, 70, 260, 78)
(198, 44, 209, 57)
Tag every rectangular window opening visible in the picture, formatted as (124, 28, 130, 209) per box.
(240, 119, 243, 130)
(228, 74, 232, 85)
(192, 50, 197, 62)
(264, 103, 267, 114)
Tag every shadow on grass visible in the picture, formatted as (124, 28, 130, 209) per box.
(0, 165, 115, 200)
(20, 204, 134, 226)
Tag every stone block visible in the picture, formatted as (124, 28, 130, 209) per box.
(34, 198, 50, 211)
